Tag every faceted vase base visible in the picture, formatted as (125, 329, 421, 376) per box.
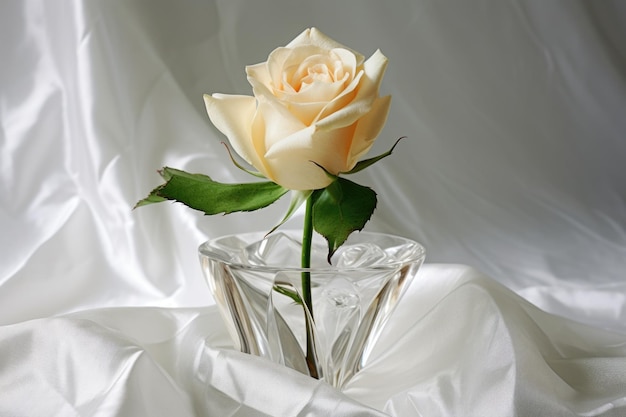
(198, 230, 425, 389)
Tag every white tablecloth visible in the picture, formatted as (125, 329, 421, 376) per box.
(3, 265, 625, 416)
(2, 1, 626, 415)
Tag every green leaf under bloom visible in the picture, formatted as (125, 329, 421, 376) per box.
(135, 167, 288, 215)
(344, 137, 405, 175)
(311, 177, 377, 262)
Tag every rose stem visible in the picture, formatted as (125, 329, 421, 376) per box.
(301, 195, 319, 378)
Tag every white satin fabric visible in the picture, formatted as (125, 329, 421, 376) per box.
(1, 0, 626, 416)
(2, 266, 625, 416)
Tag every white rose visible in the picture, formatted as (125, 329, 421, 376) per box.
(204, 27, 391, 190)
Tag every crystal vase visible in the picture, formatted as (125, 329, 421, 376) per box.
(198, 230, 425, 389)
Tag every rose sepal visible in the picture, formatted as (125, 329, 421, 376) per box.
(266, 190, 313, 236)
(221, 142, 267, 179)
(343, 137, 404, 175)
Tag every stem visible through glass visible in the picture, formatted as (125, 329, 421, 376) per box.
(301, 195, 319, 378)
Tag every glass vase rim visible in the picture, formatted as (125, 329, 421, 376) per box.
(198, 229, 425, 273)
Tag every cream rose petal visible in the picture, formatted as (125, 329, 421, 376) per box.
(288, 76, 345, 104)
(280, 46, 325, 84)
(347, 94, 392, 168)
(264, 124, 357, 189)
(263, 125, 338, 190)
(263, 46, 313, 93)
(287, 101, 330, 127)
(315, 70, 363, 123)
(247, 76, 306, 130)
(316, 49, 388, 131)
(330, 48, 357, 80)
(265, 47, 290, 75)
(305, 126, 355, 174)
(245, 62, 272, 91)
(247, 70, 275, 100)
(288, 28, 365, 66)
(285, 28, 314, 48)
(257, 95, 306, 149)
(203, 93, 267, 174)
(284, 77, 348, 125)
(279, 48, 354, 101)
(352, 49, 388, 102)
(314, 91, 372, 131)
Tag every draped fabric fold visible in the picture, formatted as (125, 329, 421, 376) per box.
(1, 266, 625, 416)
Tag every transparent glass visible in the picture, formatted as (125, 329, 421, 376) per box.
(198, 230, 425, 389)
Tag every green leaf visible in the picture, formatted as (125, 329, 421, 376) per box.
(266, 190, 313, 236)
(273, 284, 303, 305)
(343, 136, 405, 175)
(312, 177, 377, 262)
(134, 193, 167, 208)
(135, 167, 288, 214)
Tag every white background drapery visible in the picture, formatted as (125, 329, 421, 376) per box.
(1, 1, 625, 415)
